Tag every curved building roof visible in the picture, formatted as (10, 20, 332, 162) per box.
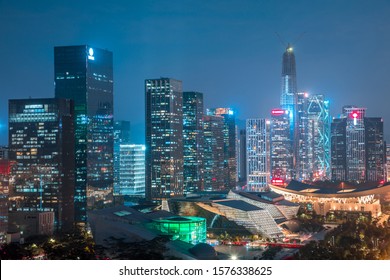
(270, 180, 390, 198)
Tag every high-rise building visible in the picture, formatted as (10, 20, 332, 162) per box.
(331, 106, 385, 183)
(237, 129, 247, 184)
(307, 94, 331, 180)
(295, 92, 309, 181)
(203, 115, 224, 191)
(270, 109, 293, 184)
(331, 117, 347, 181)
(54, 45, 114, 222)
(8, 98, 75, 231)
(246, 119, 270, 191)
(114, 144, 145, 197)
(365, 117, 385, 182)
(207, 108, 237, 189)
(280, 44, 297, 142)
(145, 78, 183, 201)
(344, 106, 366, 181)
(113, 120, 131, 195)
(0, 147, 9, 243)
(183, 92, 204, 193)
(0, 159, 12, 243)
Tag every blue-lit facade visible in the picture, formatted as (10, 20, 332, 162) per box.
(307, 94, 331, 180)
(54, 45, 114, 222)
(246, 119, 270, 191)
(8, 98, 75, 231)
(183, 92, 204, 193)
(113, 120, 131, 195)
(280, 44, 297, 143)
(145, 78, 184, 201)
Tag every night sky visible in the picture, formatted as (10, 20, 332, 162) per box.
(1, 0, 390, 145)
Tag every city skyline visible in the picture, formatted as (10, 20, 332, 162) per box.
(1, 0, 390, 145)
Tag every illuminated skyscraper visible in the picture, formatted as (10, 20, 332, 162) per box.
(183, 92, 204, 193)
(331, 106, 385, 182)
(280, 44, 297, 141)
(203, 115, 224, 191)
(54, 45, 114, 222)
(365, 117, 385, 182)
(307, 94, 331, 180)
(113, 120, 131, 195)
(246, 119, 270, 191)
(207, 108, 237, 189)
(145, 78, 183, 201)
(115, 144, 145, 197)
(8, 98, 75, 231)
(344, 106, 366, 181)
(331, 117, 347, 181)
(237, 129, 247, 184)
(270, 109, 293, 184)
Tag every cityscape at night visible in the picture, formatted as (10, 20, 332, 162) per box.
(1, 0, 390, 262)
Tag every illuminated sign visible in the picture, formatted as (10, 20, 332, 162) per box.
(271, 109, 286, 116)
(271, 178, 284, 185)
(88, 48, 95, 60)
(350, 111, 360, 125)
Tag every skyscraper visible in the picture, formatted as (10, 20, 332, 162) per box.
(8, 98, 75, 231)
(307, 94, 331, 180)
(331, 117, 347, 181)
(237, 129, 247, 184)
(203, 115, 224, 191)
(115, 144, 145, 197)
(280, 44, 297, 141)
(145, 78, 183, 201)
(246, 119, 270, 191)
(54, 45, 114, 222)
(113, 120, 131, 195)
(344, 106, 366, 181)
(365, 117, 385, 182)
(207, 108, 237, 189)
(183, 92, 204, 193)
(331, 106, 385, 183)
(270, 109, 293, 184)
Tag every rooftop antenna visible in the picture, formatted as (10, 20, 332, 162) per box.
(275, 31, 307, 48)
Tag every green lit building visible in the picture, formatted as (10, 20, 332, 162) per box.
(150, 216, 206, 244)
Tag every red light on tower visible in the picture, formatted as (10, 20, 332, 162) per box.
(350, 111, 360, 125)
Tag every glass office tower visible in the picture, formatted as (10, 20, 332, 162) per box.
(54, 45, 114, 222)
(145, 78, 184, 201)
(183, 92, 204, 193)
(8, 98, 75, 231)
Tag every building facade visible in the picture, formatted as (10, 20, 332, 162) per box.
(145, 78, 184, 201)
(246, 119, 270, 191)
(207, 108, 237, 189)
(183, 92, 204, 193)
(270, 109, 293, 184)
(114, 144, 145, 197)
(331, 106, 385, 183)
(203, 115, 224, 191)
(54, 45, 114, 222)
(8, 98, 75, 231)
